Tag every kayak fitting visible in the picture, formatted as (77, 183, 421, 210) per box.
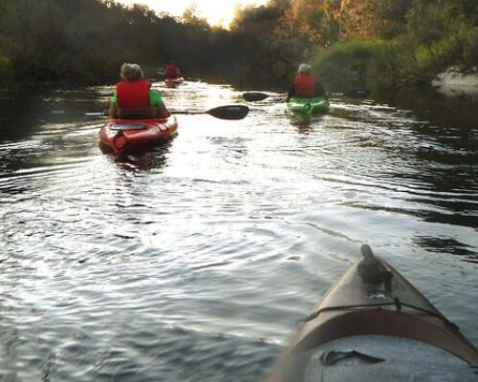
(113, 131, 128, 150)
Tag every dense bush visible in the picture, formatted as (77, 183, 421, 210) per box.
(233, 0, 478, 89)
(0, 0, 247, 88)
(0, 54, 12, 86)
(311, 41, 378, 91)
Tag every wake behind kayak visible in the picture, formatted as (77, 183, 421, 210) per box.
(265, 245, 478, 381)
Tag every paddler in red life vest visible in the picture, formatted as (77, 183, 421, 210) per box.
(109, 63, 170, 119)
(285, 63, 327, 102)
(165, 60, 181, 79)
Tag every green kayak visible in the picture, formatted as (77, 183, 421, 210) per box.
(286, 96, 330, 115)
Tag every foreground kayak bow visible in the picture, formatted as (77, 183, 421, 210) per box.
(265, 245, 478, 381)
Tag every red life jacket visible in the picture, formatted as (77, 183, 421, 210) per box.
(294, 74, 317, 98)
(116, 79, 151, 110)
(165, 64, 177, 79)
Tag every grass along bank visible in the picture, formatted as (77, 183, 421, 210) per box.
(311, 28, 478, 93)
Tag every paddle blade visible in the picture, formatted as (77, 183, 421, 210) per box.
(85, 112, 106, 117)
(206, 105, 249, 120)
(242, 92, 269, 102)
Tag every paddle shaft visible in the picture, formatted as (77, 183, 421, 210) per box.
(243, 89, 370, 102)
(79, 104, 249, 120)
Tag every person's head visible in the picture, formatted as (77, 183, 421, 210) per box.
(298, 63, 311, 74)
(120, 63, 144, 81)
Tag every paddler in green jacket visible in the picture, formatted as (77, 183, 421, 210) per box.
(285, 63, 327, 102)
(109, 63, 170, 119)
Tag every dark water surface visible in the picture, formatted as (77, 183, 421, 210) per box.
(1, 82, 477, 381)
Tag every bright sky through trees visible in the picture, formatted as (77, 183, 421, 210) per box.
(114, 0, 268, 27)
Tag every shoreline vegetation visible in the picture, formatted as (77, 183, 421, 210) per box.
(1, 0, 478, 94)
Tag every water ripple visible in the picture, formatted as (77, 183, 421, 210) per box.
(0, 84, 477, 380)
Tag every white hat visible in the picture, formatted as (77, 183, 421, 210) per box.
(298, 63, 311, 74)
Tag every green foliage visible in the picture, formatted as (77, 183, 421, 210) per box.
(311, 41, 377, 90)
(370, 20, 478, 87)
(460, 26, 478, 65)
(366, 40, 419, 87)
(272, 0, 478, 88)
(0, 54, 12, 86)
(2, 0, 478, 90)
(230, 2, 293, 84)
(0, 0, 248, 88)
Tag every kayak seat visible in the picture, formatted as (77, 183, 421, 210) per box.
(320, 350, 385, 366)
(119, 107, 155, 119)
(109, 123, 147, 131)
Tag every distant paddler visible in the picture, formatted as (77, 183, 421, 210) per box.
(285, 63, 328, 102)
(165, 60, 181, 80)
(284, 63, 330, 115)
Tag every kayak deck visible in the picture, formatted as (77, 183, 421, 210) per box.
(265, 245, 478, 381)
(301, 335, 478, 381)
(286, 96, 330, 115)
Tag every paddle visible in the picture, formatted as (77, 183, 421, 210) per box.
(172, 105, 249, 120)
(242, 89, 370, 102)
(80, 104, 249, 120)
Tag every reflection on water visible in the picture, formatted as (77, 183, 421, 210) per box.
(0, 81, 477, 381)
(112, 144, 173, 173)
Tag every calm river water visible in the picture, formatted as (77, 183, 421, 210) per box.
(0, 81, 477, 381)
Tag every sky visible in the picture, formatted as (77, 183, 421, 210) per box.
(114, 0, 269, 27)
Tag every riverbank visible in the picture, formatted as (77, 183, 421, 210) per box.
(432, 67, 478, 98)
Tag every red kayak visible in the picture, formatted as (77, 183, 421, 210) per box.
(165, 77, 184, 88)
(99, 115, 178, 155)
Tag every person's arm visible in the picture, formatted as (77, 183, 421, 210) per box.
(285, 84, 295, 102)
(109, 93, 118, 118)
(157, 101, 170, 118)
(314, 81, 327, 97)
(150, 89, 170, 118)
(109, 105, 118, 118)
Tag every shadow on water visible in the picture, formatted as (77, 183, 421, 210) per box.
(371, 86, 478, 230)
(414, 236, 478, 264)
(289, 114, 329, 135)
(375, 86, 478, 150)
(0, 87, 111, 143)
(0, 94, 42, 142)
(289, 115, 312, 134)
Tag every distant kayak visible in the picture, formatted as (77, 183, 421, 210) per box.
(164, 77, 184, 88)
(265, 245, 478, 382)
(99, 116, 178, 155)
(286, 96, 329, 116)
